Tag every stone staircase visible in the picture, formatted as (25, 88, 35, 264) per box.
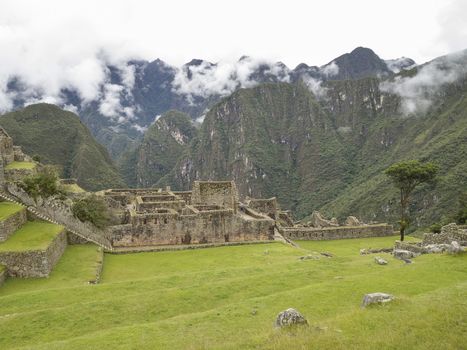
(0, 190, 113, 251)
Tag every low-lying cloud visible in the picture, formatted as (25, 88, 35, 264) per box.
(380, 50, 467, 115)
(171, 57, 290, 104)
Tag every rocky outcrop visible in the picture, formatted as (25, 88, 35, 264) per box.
(393, 249, 419, 260)
(309, 211, 339, 228)
(275, 308, 308, 328)
(345, 216, 361, 226)
(361, 293, 394, 307)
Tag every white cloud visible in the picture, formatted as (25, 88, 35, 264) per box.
(321, 61, 339, 77)
(380, 50, 467, 115)
(302, 74, 327, 98)
(171, 57, 291, 103)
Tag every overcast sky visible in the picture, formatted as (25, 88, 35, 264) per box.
(1, 0, 466, 67)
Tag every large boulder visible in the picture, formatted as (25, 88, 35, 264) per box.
(310, 211, 339, 228)
(361, 293, 394, 307)
(345, 216, 361, 226)
(393, 249, 419, 260)
(275, 308, 308, 328)
(424, 244, 452, 254)
(448, 241, 464, 254)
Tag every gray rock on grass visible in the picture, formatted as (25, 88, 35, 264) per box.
(361, 293, 394, 307)
(275, 308, 308, 328)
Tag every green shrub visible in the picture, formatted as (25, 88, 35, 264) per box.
(453, 193, 467, 225)
(32, 155, 41, 162)
(429, 223, 442, 234)
(20, 166, 61, 200)
(71, 195, 110, 229)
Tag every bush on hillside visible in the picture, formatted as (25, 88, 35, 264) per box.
(71, 195, 111, 229)
(429, 223, 442, 234)
(20, 166, 61, 200)
(453, 193, 467, 225)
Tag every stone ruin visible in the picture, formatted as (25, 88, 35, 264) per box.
(393, 223, 466, 259)
(0, 127, 35, 185)
(278, 210, 393, 241)
(104, 181, 277, 247)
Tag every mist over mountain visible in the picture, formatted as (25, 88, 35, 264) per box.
(2, 47, 415, 156)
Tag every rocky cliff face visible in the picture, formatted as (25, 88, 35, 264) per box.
(160, 83, 351, 215)
(121, 110, 197, 187)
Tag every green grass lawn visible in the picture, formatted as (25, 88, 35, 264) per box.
(0, 221, 64, 252)
(0, 236, 465, 349)
(61, 183, 86, 193)
(4, 161, 36, 170)
(0, 202, 23, 221)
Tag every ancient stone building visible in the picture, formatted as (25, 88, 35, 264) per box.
(104, 181, 276, 247)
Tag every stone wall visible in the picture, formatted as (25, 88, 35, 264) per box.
(423, 223, 467, 245)
(246, 197, 278, 219)
(280, 224, 394, 240)
(109, 210, 275, 247)
(191, 181, 239, 213)
(0, 229, 67, 277)
(0, 207, 27, 242)
(4, 167, 36, 182)
(7, 183, 112, 249)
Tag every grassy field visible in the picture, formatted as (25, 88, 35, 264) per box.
(0, 202, 23, 221)
(0, 236, 465, 349)
(0, 221, 64, 252)
(4, 161, 36, 170)
(61, 183, 86, 193)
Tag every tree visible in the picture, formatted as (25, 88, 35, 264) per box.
(20, 166, 61, 200)
(385, 160, 438, 241)
(71, 195, 111, 229)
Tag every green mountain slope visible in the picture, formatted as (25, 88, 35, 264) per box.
(319, 77, 467, 226)
(0, 103, 125, 191)
(134, 110, 196, 187)
(161, 83, 352, 214)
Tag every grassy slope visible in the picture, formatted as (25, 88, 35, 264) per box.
(0, 202, 23, 221)
(0, 103, 125, 191)
(4, 161, 36, 170)
(0, 237, 465, 349)
(0, 221, 63, 252)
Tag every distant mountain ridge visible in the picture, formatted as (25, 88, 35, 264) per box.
(0, 104, 125, 191)
(4, 47, 415, 159)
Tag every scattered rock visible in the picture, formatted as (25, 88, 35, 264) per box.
(345, 216, 361, 226)
(275, 308, 308, 328)
(361, 293, 394, 307)
(361, 247, 393, 255)
(402, 258, 412, 264)
(251, 309, 257, 316)
(374, 256, 388, 265)
(299, 254, 319, 260)
(309, 211, 339, 228)
(393, 249, 419, 260)
(448, 241, 464, 254)
(320, 252, 334, 258)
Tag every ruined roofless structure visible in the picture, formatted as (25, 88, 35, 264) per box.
(104, 181, 278, 247)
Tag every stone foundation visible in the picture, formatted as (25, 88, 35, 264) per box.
(0, 229, 67, 277)
(0, 207, 27, 242)
(280, 224, 394, 240)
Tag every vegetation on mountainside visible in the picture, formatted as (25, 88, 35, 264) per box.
(385, 160, 438, 240)
(134, 110, 197, 187)
(453, 192, 467, 224)
(20, 166, 62, 200)
(0, 103, 125, 191)
(0, 237, 465, 349)
(71, 195, 111, 229)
